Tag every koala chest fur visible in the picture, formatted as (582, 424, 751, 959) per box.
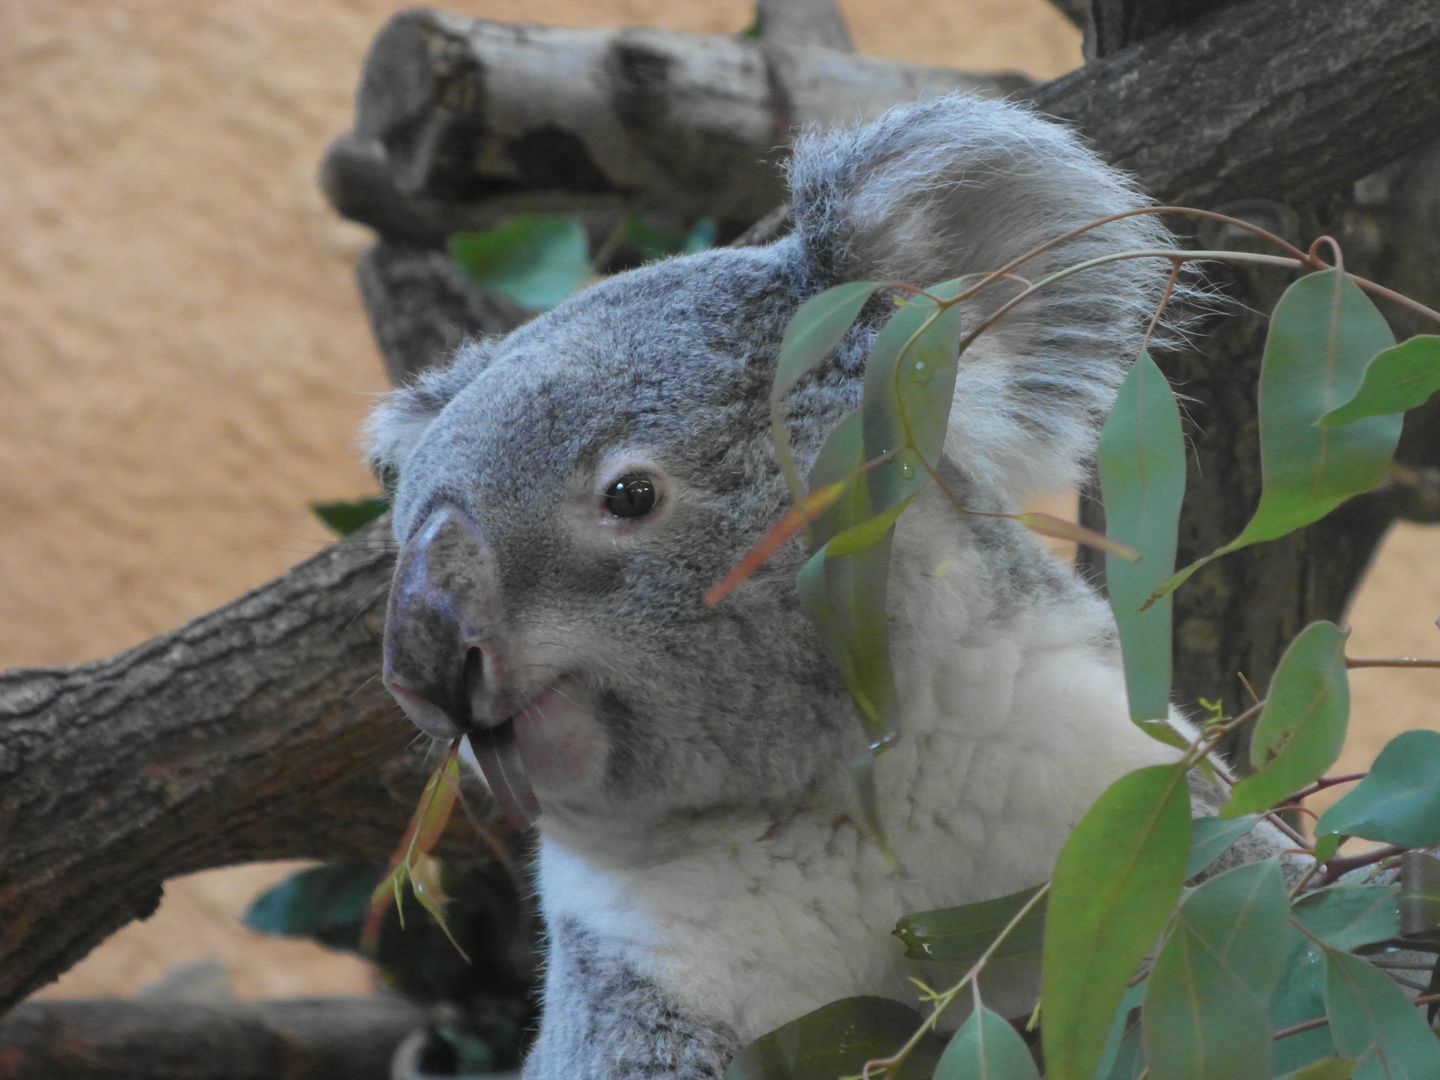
(534, 490, 1178, 1044)
(371, 92, 1186, 1077)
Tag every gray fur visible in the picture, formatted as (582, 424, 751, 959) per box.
(368, 94, 1245, 1078)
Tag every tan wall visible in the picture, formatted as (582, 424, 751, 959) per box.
(5, 0, 1438, 1007)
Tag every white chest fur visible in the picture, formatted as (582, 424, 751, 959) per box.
(536, 497, 1178, 1040)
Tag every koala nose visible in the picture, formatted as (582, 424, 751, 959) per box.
(383, 506, 508, 739)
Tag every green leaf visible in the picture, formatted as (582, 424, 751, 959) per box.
(1042, 764, 1192, 1080)
(619, 215, 717, 261)
(682, 217, 717, 253)
(449, 216, 592, 310)
(773, 283, 882, 410)
(1179, 859, 1289, 999)
(824, 493, 919, 558)
(1314, 832, 1343, 865)
(312, 495, 389, 536)
(1098, 353, 1185, 723)
(1268, 923, 1337, 1074)
(771, 282, 883, 498)
(1323, 946, 1440, 1080)
(1091, 980, 1146, 1080)
(1104, 1023, 1147, 1080)
(797, 541, 896, 744)
(244, 859, 382, 950)
(1152, 271, 1398, 600)
(1292, 885, 1400, 952)
(1320, 336, 1440, 428)
(862, 283, 965, 514)
(935, 1004, 1041, 1080)
(1187, 814, 1264, 878)
(621, 216, 687, 261)
(1142, 921, 1274, 1080)
(723, 997, 943, 1080)
(1223, 622, 1351, 817)
(1316, 729, 1440, 847)
(894, 884, 1047, 962)
(1276, 1061, 1359, 1080)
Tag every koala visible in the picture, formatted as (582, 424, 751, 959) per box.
(369, 93, 1206, 1077)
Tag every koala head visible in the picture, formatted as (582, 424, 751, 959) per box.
(367, 93, 1172, 837)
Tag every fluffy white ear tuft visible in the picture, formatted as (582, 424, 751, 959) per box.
(786, 93, 1180, 502)
(366, 340, 494, 474)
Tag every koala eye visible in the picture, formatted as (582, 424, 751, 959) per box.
(602, 474, 659, 519)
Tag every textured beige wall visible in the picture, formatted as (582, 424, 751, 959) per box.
(3, 0, 1085, 1000)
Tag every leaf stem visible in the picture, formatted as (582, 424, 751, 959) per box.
(1319, 843, 1407, 886)
(860, 882, 1052, 1079)
(1282, 772, 1368, 803)
(1346, 657, 1440, 669)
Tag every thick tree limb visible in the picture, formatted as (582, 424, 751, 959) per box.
(1034, 0, 1440, 207)
(319, 9, 1015, 245)
(0, 996, 427, 1080)
(325, 0, 1440, 250)
(0, 517, 519, 1012)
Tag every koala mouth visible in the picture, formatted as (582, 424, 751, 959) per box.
(467, 676, 600, 829)
(467, 719, 542, 829)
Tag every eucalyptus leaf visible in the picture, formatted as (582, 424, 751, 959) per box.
(1142, 922, 1274, 1080)
(1105, 1023, 1147, 1080)
(1319, 336, 1440, 428)
(934, 1003, 1041, 1080)
(797, 541, 897, 744)
(1276, 1061, 1359, 1080)
(1152, 271, 1398, 600)
(807, 408, 869, 547)
(825, 494, 919, 558)
(1091, 979, 1146, 1080)
(1179, 859, 1289, 999)
(772, 282, 881, 411)
(724, 996, 943, 1080)
(770, 281, 881, 498)
(862, 283, 964, 514)
(894, 884, 1047, 962)
(449, 216, 592, 310)
(1187, 814, 1263, 879)
(1098, 353, 1185, 723)
(1223, 622, 1350, 817)
(1268, 923, 1337, 1074)
(1042, 764, 1192, 1080)
(1323, 946, 1440, 1080)
(1316, 729, 1440, 847)
(1292, 885, 1400, 952)
(312, 495, 389, 536)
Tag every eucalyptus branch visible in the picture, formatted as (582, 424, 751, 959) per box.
(859, 882, 1052, 1080)
(1318, 844, 1408, 886)
(1284, 772, 1367, 802)
(1347, 657, 1440, 669)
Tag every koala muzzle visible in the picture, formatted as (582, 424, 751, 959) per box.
(383, 506, 503, 736)
(383, 506, 542, 827)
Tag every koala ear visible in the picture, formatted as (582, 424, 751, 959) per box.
(786, 93, 1176, 499)
(366, 339, 494, 475)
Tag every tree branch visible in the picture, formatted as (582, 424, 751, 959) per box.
(1034, 0, 1440, 207)
(0, 518, 519, 1012)
(0, 996, 427, 1080)
(319, 9, 1019, 246)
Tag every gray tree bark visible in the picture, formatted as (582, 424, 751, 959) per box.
(0, 995, 427, 1080)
